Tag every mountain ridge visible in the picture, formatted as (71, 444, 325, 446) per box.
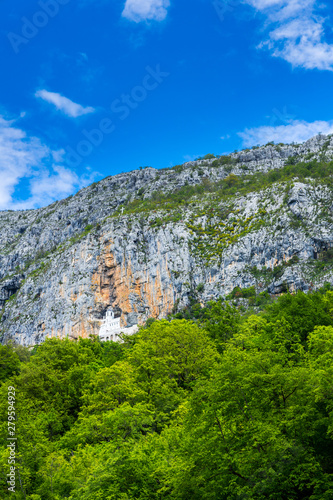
(1, 133, 333, 345)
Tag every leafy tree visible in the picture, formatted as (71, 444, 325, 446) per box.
(127, 319, 218, 390)
(170, 319, 333, 499)
(1, 294, 333, 499)
(0, 344, 20, 382)
(199, 300, 241, 350)
(264, 291, 333, 343)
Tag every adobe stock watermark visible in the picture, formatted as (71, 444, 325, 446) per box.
(66, 65, 170, 168)
(269, 106, 296, 127)
(213, 0, 256, 23)
(213, 0, 239, 22)
(7, 0, 71, 54)
(7, 386, 16, 494)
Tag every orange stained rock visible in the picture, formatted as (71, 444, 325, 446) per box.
(92, 243, 175, 326)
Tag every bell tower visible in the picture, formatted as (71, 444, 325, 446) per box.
(106, 309, 114, 319)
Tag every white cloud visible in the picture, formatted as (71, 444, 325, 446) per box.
(22, 165, 97, 210)
(243, 0, 333, 71)
(0, 116, 98, 210)
(35, 90, 95, 118)
(246, 0, 284, 10)
(238, 119, 333, 147)
(122, 0, 170, 22)
(0, 116, 48, 209)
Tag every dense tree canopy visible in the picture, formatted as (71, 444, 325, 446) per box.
(1, 292, 333, 499)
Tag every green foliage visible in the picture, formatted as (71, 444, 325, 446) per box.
(187, 207, 267, 264)
(1, 292, 333, 498)
(286, 155, 298, 165)
(172, 164, 184, 173)
(200, 300, 241, 349)
(0, 344, 20, 381)
(249, 256, 300, 287)
(118, 157, 333, 225)
(226, 286, 273, 309)
(171, 323, 333, 499)
(68, 224, 95, 246)
(264, 290, 333, 343)
(224, 173, 239, 186)
(227, 285, 256, 300)
(212, 155, 237, 168)
(7, 292, 17, 303)
(103, 157, 333, 271)
(314, 248, 333, 271)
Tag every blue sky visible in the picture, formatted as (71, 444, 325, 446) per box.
(1, 0, 333, 209)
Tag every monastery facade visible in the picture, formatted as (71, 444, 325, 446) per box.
(99, 308, 138, 342)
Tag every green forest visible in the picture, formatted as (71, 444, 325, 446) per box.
(1, 289, 333, 499)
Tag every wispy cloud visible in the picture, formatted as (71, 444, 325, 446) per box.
(244, 0, 333, 71)
(0, 116, 98, 210)
(23, 165, 97, 210)
(122, 0, 170, 23)
(0, 116, 48, 209)
(238, 119, 333, 147)
(35, 90, 95, 118)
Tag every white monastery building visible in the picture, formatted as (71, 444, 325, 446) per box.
(99, 308, 138, 342)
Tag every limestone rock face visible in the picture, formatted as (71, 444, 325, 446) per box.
(288, 184, 310, 218)
(0, 276, 24, 307)
(1, 134, 333, 345)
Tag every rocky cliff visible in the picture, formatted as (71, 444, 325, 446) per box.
(1, 134, 333, 345)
